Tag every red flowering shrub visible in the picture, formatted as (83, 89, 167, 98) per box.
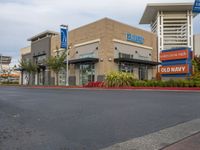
(84, 82, 104, 88)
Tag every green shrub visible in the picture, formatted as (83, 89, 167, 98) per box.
(105, 72, 199, 88)
(105, 72, 135, 87)
(194, 81, 200, 87)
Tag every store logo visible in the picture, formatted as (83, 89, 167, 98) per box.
(160, 65, 189, 75)
(126, 33, 144, 44)
(160, 50, 188, 61)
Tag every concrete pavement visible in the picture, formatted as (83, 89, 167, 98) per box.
(101, 119, 200, 150)
(0, 86, 200, 150)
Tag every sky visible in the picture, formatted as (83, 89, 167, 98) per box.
(0, 0, 199, 66)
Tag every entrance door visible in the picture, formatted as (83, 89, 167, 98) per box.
(38, 69, 44, 85)
(139, 65, 148, 80)
(79, 63, 95, 85)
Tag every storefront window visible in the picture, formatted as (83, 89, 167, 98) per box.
(79, 63, 95, 85)
(119, 63, 134, 73)
(139, 65, 148, 80)
(35, 55, 46, 65)
(38, 69, 44, 85)
(58, 68, 66, 86)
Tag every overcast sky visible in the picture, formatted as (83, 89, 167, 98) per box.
(0, 0, 199, 66)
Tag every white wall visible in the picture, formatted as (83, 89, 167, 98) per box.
(194, 34, 200, 56)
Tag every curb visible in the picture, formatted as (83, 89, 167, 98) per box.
(0, 85, 200, 91)
(100, 119, 200, 150)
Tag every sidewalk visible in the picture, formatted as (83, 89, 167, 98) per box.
(162, 132, 200, 150)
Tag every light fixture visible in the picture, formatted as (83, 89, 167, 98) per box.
(108, 58, 112, 61)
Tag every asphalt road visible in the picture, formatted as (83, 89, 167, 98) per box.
(0, 87, 200, 150)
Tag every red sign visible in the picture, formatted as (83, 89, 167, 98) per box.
(159, 65, 189, 74)
(160, 50, 188, 61)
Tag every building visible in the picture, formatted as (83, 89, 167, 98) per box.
(21, 18, 159, 86)
(140, 3, 198, 80)
(21, 31, 59, 85)
(0, 55, 16, 83)
(194, 34, 200, 56)
(20, 46, 31, 85)
(0, 55, 11, 71)
(140, 3, 196, 60)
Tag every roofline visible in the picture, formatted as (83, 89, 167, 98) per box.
(146, 2, 193, 7)
(70, 17, 156, 35)
(27, 30, 59, 41)
(140, 2, 195, 24)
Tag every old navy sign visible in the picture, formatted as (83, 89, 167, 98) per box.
(160, 65, 189, 75)
(60, 26, 68, 49)
(126, 33, 144, 44)
(160, 50, 188, 61)
(193, 0, 200, 13)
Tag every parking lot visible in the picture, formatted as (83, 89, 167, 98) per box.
(0, 86, 200, 150)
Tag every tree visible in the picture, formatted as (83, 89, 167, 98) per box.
(46, 52, 66, 86)
(192, 55, 200, 81)
(19, 59, 37, 85)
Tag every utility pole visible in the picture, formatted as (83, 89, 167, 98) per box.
(60, 24, 69, 86)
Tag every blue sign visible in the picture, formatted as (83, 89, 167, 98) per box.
(60, 26, 68, 49)
(193, 0, 200, 13)
(126, 33, 144, 44)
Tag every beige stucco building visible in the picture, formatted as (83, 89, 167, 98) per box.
(21, 18, 159, 86)
(68, 18, 158, 85)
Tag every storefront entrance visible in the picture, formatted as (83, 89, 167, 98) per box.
(139, 65, 148, 80)
(38, 69, 45, 85)
(79, 63, 95, 85)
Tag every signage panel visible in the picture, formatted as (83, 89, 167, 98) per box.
(60, 27, 68, 49)
(159, 64, 189, 75)
(193, 0, 200, 13)
(126, 33, 144, 44)
(160, 50, 188, 61)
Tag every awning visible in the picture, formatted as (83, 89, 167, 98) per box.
(114, 58, 160, 66)
(68, 58, 99, 64)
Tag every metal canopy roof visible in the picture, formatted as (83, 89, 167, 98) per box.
(68, 58, 99, 64)
(114, 58, 160, 66)
(140, 3, 194, 24)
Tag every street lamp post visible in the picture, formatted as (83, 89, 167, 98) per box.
(60, 24, 69, 86)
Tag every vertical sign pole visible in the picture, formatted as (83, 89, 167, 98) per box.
(60, 25, 69, 86)
(66, 45, 69, 86)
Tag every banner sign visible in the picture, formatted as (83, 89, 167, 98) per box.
(160, 50, 188, 61)
(193, 0, 200, 13)
(60, 26, 68, 49)
(126, 33, 144, 44)
(160, 64, 189, 75)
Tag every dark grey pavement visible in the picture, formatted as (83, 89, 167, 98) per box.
(0, 86, 200, 150)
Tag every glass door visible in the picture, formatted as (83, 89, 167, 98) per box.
(38, 69, 44, 85)
(79, 63, 95, 85)
(139, 65, 148, 80)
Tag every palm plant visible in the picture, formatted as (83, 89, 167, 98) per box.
(46, 52, 66, 86)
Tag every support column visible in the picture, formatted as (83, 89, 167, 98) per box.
(21, 71, 23, 85)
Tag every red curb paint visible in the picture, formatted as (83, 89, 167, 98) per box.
(4, 85, 200, 91)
